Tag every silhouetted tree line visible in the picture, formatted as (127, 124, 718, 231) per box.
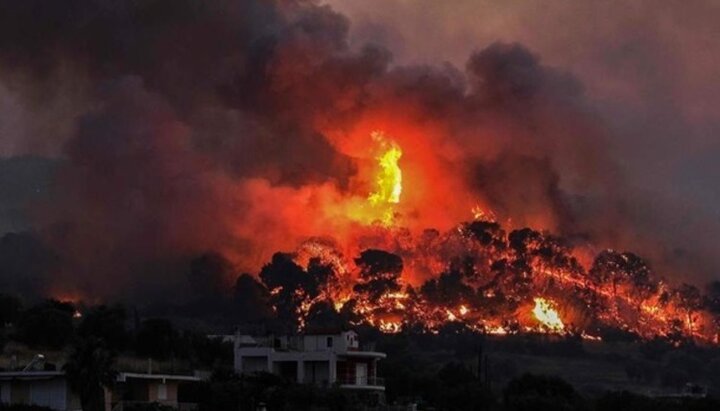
(178, 235, 720, 344)
(0, 294, 233, 368)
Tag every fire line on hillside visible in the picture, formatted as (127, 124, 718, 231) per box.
(258, 131, 720, 345)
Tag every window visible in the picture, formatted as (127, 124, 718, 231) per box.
(326, 336, 333, 348)
(157, 383, 167, 401)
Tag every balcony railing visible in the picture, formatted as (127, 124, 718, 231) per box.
(337, 375, 385, 387)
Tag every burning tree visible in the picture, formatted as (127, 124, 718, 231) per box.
(353, 249, 404, 303)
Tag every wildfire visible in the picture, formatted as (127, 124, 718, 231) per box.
(532, 297, 565, 332)
(273, 162, 720, 343)
(471, 205, 496, 222)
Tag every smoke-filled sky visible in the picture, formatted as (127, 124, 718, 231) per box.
(326, 0, 720, 204)
(0, 0, 718, 301)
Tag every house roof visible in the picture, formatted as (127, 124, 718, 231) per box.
(116, 372, 201, 383)
(0, 371, 65, 381)
(0, 370, 202, 384)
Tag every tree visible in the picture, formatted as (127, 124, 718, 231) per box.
(465, 220, 506, 250)
(134, 319, 178, 360)
(504, 373, 581, 411)
(508, 228, 543, 255)
(306, 257, 338, 295)
(705, 281, 720, 314)
(304, 301, 344, 330)
(353, 249, 403, 302)
(420, 269, 474, 307)
(64, 337, 117, 411)
(676, 283, 702, 331)
(705, 281, 720, 331)
(590, 250, 655, 306)
(78, 305, 129, 350)
(260, 252, 318, 327)
(508, 228, 582, 281)
(433, 362, 495, 411)
(437, 362, 476, 387)
(17, 300, 75, 348)
(0, 293, 22, 325)
(233, 274, 273, 323)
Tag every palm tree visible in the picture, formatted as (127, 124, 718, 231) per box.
(64, 337, 118, 411)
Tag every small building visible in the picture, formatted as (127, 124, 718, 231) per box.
(0, 370, 201, 411)
(111, 372, 201, 410)
(0, 371, 82, 411)
(234, 330, 386, 391)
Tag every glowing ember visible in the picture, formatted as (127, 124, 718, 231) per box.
(532, 297, 565, 332)
(379, 319, 402, 333)
(459, 305, 469, 316)
(471, 205, 496, 222)
(486, 325, 508, 335)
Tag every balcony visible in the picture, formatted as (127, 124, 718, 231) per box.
(336, 375, 385, 390)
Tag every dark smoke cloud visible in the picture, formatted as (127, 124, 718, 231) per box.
(327, 0, 720, 284)
(0, 231, 57, 298)
(0, 0, 713, 302)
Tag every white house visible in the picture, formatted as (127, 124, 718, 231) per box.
(234, 330, 386, 391)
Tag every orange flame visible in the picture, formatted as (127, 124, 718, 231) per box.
(532, 297, 565, 332)
(366, 131, 402, 226)
(344, 131, 403, 227)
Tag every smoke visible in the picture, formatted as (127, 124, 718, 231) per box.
(0, 0, 713, 302)
(326, 0, 720, 284)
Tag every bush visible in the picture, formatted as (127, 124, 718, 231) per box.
(504, 373, 584, 411)
(595, 391, 657, 411)
(78, 305, 129, 350)
(0, 294, 22, 325)
(16, 300, 74, 348)
(134, 319, 178, 360)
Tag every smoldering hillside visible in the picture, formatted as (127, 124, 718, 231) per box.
(0, 0, 714, 304)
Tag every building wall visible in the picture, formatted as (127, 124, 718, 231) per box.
(0, 379, 69, 411)
(337, 358, 376, 385)
(147, 381, 178, 405)
(272, 361, 298, 381)
(242, 356, 269, 373)
(0, 383, 10, 403)
(10, 382, 29, 404)
(302, 332, 358, 353)
(30, 379, 68, 410)
(303, 361, 330, 385)
(125, 379, 150, 402)
(337, 360, 355, 384)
